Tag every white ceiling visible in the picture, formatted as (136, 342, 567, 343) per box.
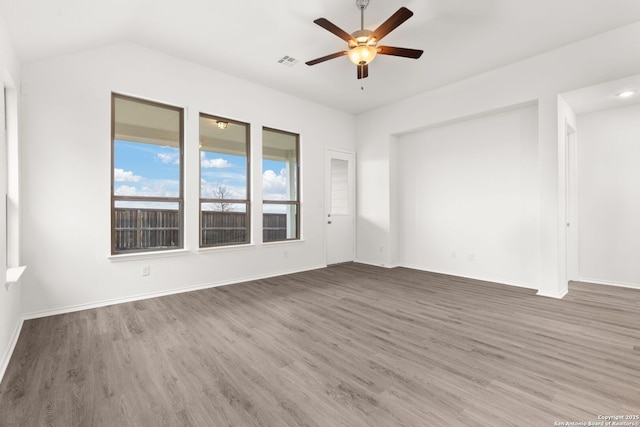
(562, 74, 640, 115)
(2, 0, 640, 114)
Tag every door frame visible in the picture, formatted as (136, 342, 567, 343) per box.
(325, 148, 356, 265)
(565, 121, 578, 282)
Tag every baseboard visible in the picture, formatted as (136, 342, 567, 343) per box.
(576, 277, 640, 290)
(353, 258, 400, 269)
(395, 263, 539, 291)
(22, 264, 327, 321)
(536, 288, 569, 299)
(0, 317, 24, 384)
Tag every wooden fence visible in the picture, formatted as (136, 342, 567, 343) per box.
(114, 208, 181, 251)
(114, 208, 287, 251)
(201, 211, 247, 246)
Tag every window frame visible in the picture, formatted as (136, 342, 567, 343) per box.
(199, 113, 251, 248)
(111, 93, 185, 255)
(3, 79, 21, 272)
(262, 126, 301, 242)
(2, 85, 8, 267)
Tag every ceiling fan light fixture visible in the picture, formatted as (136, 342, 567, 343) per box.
(348, 45, 377, 65)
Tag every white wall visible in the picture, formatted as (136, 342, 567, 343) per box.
(356, 21, 640, 296)
(396, 104, 539, 288)
(577, 103, 640, 288)
(20, 42, 356, 316)
(0, 15, 22, 381)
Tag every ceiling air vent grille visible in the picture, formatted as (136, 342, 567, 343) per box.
(278, 55, 299, 67)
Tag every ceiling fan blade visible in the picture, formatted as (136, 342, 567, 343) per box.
(313, 18, 356, 43)
(369, 7, 414, 43)
(357, 64, 368, 79)
(377, 46, 423, 59)
(305, 51, 348, 66)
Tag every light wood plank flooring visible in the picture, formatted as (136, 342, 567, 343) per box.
(1, 263, 639, 426)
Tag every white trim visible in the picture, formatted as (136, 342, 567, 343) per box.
(537, 288, 569, 299)
(197, 243, 256, 254)
(355, 260, 539, 290)
(5, 265, 26, 286)
(108, 248, 190, 262)
(0, 317, 23, 384)
(22, 263, 326, 320)
(261, 239, 306, 248)
(355, 259, 399, 269)
(576, 276, 640, 290)
(4, 75, 21, 271)
(400, 264, 539, 291)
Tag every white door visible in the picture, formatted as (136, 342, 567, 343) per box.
(326, 149, 355, 265)
(565, 123, 578, 281)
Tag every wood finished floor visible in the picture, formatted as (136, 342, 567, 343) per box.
(1, 263, 639, 426)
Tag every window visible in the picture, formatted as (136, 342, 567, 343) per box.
(262, 127, 300, 242)
(330, 158, 349, 216)
(4, 82, 20, 269)
(111, 94, 184, 254)
(2, 86, 7, 266)
(199, 114, 250, 247)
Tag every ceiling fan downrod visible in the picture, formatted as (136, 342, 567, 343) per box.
(352, 0, 372, 42)
(356, 0, 369, 30)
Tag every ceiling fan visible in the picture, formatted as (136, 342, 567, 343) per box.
(306, 0, 423, 79)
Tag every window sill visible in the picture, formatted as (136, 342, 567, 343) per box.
(107, 240, 304, 261)
(108, 249, 191, 263)
(6, 266, 26, 290)
(262, 239, 305, 247)
(197, 243, 256, 254)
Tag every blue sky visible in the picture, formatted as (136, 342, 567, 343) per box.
(114, 141, 180, 198)
(114, 140, 292, 207)
(115, 141, 179, 178)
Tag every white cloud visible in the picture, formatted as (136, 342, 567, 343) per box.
(114, 168, 142, 182)
(200, 153, 231, 169)
(262, 169, 289, 200)
(114, 185, 138, 196)
(114, 179, 180, 198)
(156, 152, 179, 164)
(140, 180, 180, 198)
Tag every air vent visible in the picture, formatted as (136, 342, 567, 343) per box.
(278, 55, 299, 67)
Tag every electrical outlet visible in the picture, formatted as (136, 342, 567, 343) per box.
(142, 265, 150, 276)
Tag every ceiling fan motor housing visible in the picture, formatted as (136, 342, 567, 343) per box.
(350, 29, 374, 46)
